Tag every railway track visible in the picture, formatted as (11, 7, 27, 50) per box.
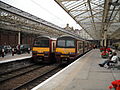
(0, 64, 44, 82)
(0, 63, 60, 90)
(0, 56, 72, 90)
(0, 58, 33, 75)
(0, 63, 34, 75)
(13, 65, 63, 90)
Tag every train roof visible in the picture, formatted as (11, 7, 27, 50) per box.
(57, 35, 84, 41)
(36, 36, 56, 40)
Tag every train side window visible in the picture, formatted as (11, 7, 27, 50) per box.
(57, 40, 65, 47)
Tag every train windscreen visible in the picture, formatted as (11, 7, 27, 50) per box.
(33, 39, 49, 47)
(57, 39, 75, 48)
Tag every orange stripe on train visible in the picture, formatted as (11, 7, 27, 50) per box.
(56, 48, 75, 54)
(32, 47, 50, 53)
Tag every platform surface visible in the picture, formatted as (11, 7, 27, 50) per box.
(0, 53, 32, 64)
(32, 49, 120, 90)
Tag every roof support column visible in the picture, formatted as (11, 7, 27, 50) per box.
(103, 30, 107, 47)
(107, 39, 111, 47)
(102, 0, 111, 40)
(18, 32, 21, 45)
(100, 39, 104, 47)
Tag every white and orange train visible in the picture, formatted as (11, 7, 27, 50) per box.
(32, 36, 93, 64)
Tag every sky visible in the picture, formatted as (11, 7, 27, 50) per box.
(1, 0, 82, 30)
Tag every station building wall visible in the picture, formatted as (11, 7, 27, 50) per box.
(0, 30, 18, 46)
(0, 29, 38, 47)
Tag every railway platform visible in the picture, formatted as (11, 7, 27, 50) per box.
(0, 53, 32, 64)
(32, 49, 120, 90)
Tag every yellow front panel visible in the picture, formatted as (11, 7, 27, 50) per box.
(61, 55, 69, 57)
(56, 48, 75, 54)
(32, 47, 50, 53)
(37, 54, 44, 56)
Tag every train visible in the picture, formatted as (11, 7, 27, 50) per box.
(32, 35, 93, 64)
(55, 35, 92, 64)
(32, 36, 56, 63)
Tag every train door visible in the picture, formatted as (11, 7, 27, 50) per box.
(77, 40, 84, 54)
(77, 40, 81, 54)
(51, 40, 56, 53)
(51, 40, 56, 62)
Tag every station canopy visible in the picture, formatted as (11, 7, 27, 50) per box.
(55, 0, 120, 40)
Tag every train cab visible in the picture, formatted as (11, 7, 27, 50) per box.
(55, 35, 84, 64)
(32, 36, 56, 63)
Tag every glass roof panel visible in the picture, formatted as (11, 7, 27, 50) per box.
(55, 0, 120, 40)
(66, 1, 85, 9)
(62, 1, 76, 7)
(68, 3, 86, 11)
(70, 11, 87, 17)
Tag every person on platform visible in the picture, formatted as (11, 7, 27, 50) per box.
(16, 44, 21, 54)
(12, 48, 15, 56)
(1, 48, 5, 57)
(99, 52, 118, 67)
